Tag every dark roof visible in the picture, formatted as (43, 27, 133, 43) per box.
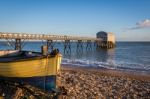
(97, 31, 107, 34)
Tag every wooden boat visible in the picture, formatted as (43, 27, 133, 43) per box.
(0, 49, 62, 91)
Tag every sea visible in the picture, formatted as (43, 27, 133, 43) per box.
(0, 41, 150, 75)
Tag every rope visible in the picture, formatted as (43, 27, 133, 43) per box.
(21, 39, 28, 49)
(5, 39, 15, 49)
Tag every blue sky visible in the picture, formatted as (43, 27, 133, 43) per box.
(0, 0, 150, 41)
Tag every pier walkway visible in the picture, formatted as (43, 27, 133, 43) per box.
(0, 32, 101, 51)
(0, 32, 98, 41)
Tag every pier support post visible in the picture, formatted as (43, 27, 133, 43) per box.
(15, 39, 21, 50)
(96, 40, 101, 48)
(64, 40, 71, 53)
(99, 41, 115, 49)
(47, 40, 54, 51)
(76, 40, 83, 54)
(86, 40, 92, 50)
(77, 40, 83, 49)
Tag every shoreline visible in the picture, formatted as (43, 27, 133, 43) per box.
(61, 65, 150, 81)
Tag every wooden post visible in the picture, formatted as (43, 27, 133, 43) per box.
(15, 39, 21, 50)
(41, 45, 48, 55)
(76, 40, 83, 54)
(77, 40, 83, 49)
(64, 40, 71, 53)
(47, 40, 53, 51)
(86, 40, 92, 50)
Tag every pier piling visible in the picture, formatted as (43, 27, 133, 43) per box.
(86, 40, 92, 50)
(15, 39, 21, 50)
(77, 40, 83, 50)
(64, 40, 71, 53)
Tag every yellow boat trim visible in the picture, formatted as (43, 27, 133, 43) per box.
(0, 54, 62, 77)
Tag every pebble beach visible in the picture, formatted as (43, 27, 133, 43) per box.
(0, 65, 150, 99)
(58, 65, 150, 99)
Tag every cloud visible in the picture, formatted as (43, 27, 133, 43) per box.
(136, 19, 150, 28)
(128, 19, 150, 30)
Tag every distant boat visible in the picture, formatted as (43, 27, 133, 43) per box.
(0, 49, 62, 91)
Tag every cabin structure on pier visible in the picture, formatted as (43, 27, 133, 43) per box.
(96, 31, 115, 48)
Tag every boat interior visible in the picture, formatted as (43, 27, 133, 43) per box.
(0, 51, 43, 62)
(0, 49, 59, 62)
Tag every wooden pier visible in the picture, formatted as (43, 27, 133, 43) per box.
(0, 32, 116, 51)
(0, 32, 97, 40)
(0, 32, 101, 51)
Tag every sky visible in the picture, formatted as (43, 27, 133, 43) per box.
(0, 0, 150, 41)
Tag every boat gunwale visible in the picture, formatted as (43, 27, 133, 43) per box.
(0, 51, 61, 63)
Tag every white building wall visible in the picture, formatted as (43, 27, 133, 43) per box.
(107, 33, 115, 44)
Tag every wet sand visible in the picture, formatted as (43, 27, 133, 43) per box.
(58, 65, 150, 99)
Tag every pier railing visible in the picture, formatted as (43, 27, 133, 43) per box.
(0, 32, 99, 41)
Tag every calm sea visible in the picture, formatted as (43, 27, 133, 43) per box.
(0, 41, 150, 74)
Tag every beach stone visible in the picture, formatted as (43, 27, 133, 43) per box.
(122, 96, 127, 99)
(2, 93, 5, 97)
(1, 66, 150, 99)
